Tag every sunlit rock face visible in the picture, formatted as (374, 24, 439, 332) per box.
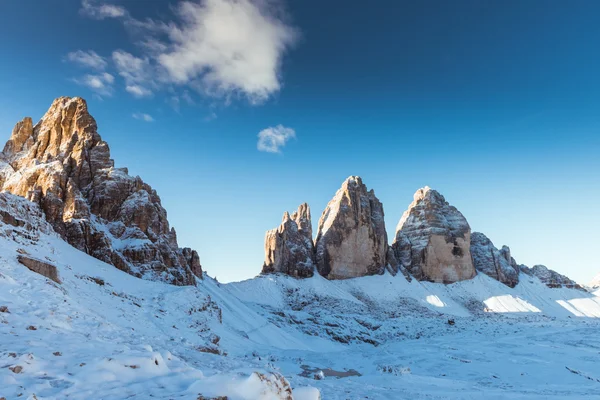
(0, 97, 201, 285)
(262, 203, 315, 278)
(392, 187, 476, 284)
(471, 232, 519, 288)
(315, 176, 388, 280)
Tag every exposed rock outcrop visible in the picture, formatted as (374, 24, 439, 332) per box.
(262, 203, 315, 278)
(315, 176, 388, 280)
(392, 187, 476, 283)
(0, 97, 201, 285)
(0, 192, 54, 244)
(520, 264, 583, 290)
(17, 255, 61, 284)
(470, 232, 519, 288)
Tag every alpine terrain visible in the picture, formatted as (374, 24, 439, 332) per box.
(1, 98, 600, 399)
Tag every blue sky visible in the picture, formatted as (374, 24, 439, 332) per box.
(1, 0, 599, 283)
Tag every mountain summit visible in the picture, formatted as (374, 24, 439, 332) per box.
(0, 97, 201, 285)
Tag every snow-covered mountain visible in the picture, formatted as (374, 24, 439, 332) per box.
(2, 98, 600, 399)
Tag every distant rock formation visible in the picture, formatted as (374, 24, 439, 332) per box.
(392, 187, 476, 283)
(520, 264, 582, 290)
(315, 176, 388, 280)
(471, 232, 519, 288)
(262, 203, 315, 278)
(0, 97, 201, 285)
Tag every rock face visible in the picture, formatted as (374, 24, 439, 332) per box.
(470, 232, 519, 288)
(520, 264, 582, 290)
(392, 187, 476, 283)
(262, 203, 315, 278)
(0, 192, 54, 244)
(17, 255, 61, 284)
(315, 176, 388, 280)
(0, 97, 201, 285)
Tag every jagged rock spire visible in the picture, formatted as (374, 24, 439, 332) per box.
(0, 97, 201, 285)
(314, 176, 388, 279)
(470, 232, 519, 287)
(262, 203, 315, 278)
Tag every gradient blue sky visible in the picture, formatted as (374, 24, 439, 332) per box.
(1, 0, 599, 283)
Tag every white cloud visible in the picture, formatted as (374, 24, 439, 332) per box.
(73, 72, 115, 96)
(78, 0, 297, 105)
(126, 85, 153, 98)
(158, 0, 298, 103)
(65, 50, 107, 70)
(80, 0, 127, 19)
(132, 113, 154, 122)
(257, 125, 295, 153)
(112, 50, 154, 97)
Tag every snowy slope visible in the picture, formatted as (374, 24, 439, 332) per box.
(0, 194, 318, 400)
(2, 193, 600, 399)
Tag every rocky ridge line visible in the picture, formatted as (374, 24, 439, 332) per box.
(0, 97, 201, 285)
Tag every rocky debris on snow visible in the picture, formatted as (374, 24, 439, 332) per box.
(17, 255, 61, 284)
(377, 365, 411, 376)
(520, 264, 583, 290)
(0, 97, 201, 285)
(262, 203, 315, 278)
(0, 306, 9, 313)
(253, 372, 293, 400)
(315, 176, 389, 279)
(9, 365, 23, 374)
(471, 232, 519, 288)
(392, 187, 476, 283)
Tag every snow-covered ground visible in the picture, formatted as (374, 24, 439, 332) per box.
(2, 194, 600, 399)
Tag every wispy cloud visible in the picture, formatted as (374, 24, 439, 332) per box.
(65, 50, 107, 70)
(77, 0, 298, 104)
(257, 125, 296, 153)
(112, 50, 155, 98)
(73, 72, 115, 97)
(132, 113, 154, 122)
(80, 0, 127, 20)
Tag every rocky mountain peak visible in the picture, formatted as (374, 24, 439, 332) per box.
(262, 203, 315, 278)
(392, 186, 475, 283)
(291, 202, 312, 239)
(0, 97, 201, 285)
(314, 176, 388, 279)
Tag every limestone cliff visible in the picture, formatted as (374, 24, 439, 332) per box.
(315, 176, 388, 280)
(0, 97, 201, 285)
(262, 203, 315, 278)
(392, 187, 476, 283)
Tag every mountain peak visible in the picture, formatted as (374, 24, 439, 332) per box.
(0, 97, 202, 285)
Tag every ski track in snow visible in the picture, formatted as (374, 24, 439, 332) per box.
(1, 208, 600, 399)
